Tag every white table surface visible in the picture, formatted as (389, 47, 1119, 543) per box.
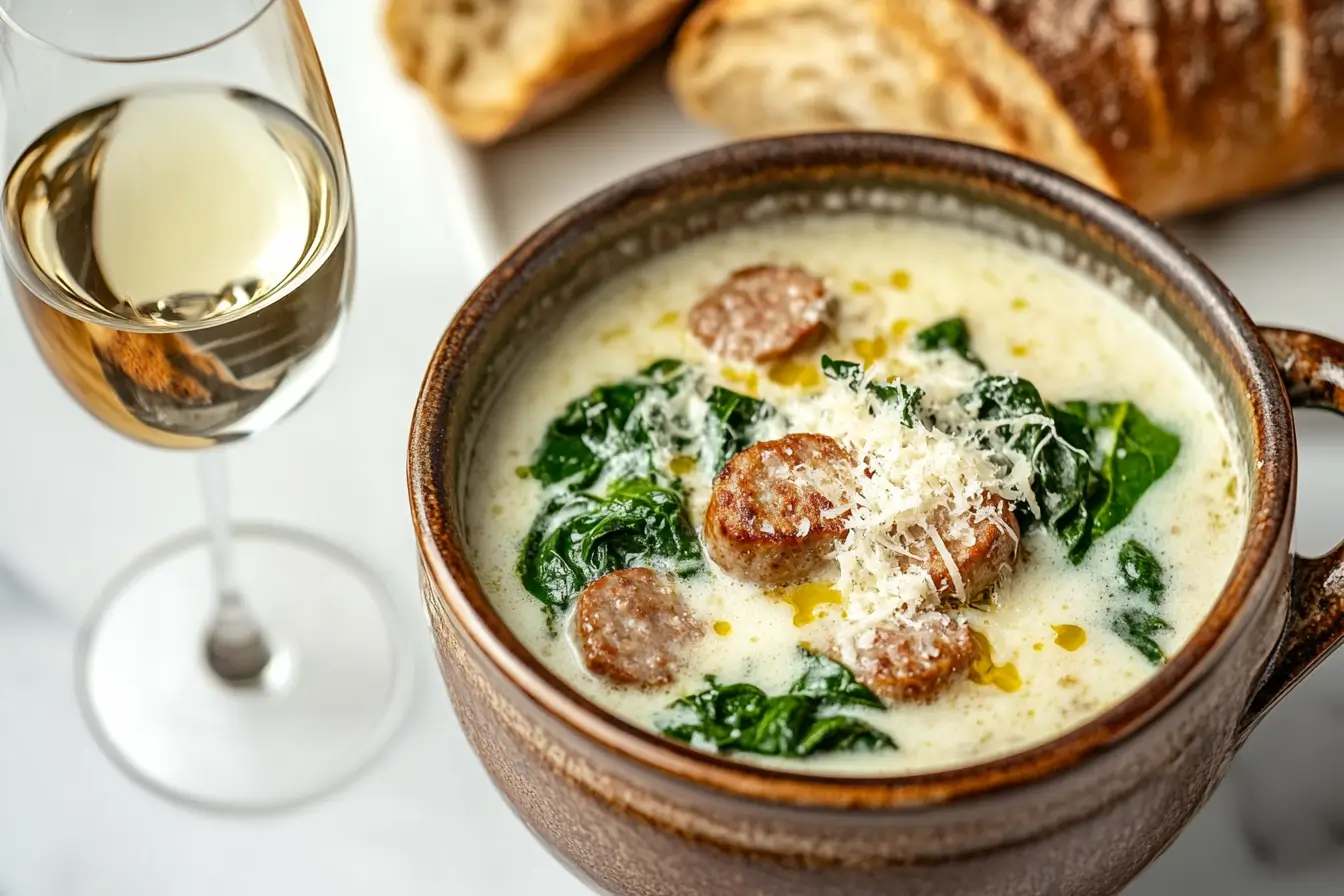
(5, 3, 1344, 893)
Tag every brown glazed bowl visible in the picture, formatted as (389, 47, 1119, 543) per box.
(408, 134, 1344, 895)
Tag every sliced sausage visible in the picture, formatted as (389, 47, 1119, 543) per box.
(688, 265, 834, 363)
(704, 433, 852, 585)
(899, 492, 1020, 601)
(575, 568, 704, 688)
(827, 613, 980, 704)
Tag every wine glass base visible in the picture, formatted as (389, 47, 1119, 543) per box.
(76, 523, 413, 812)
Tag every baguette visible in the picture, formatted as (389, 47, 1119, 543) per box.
(669, 0, 1344, 217)
(386, 0, 692, 144)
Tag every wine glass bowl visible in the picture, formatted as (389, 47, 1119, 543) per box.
(0, 0, 277, 63)
(0, 0, 411, 810)
(3, 79, 352, 446)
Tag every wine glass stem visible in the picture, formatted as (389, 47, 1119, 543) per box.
(198, 450, 272, 685)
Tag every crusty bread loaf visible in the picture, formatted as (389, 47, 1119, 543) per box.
(386, 0, 692, 144)
(670, 0, 1344, 217)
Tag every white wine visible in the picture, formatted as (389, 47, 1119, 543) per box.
(3, 86, 352, 448)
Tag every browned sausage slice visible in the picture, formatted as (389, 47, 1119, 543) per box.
(704, 433, 852, 585)
(688, 265, 834, 363)
(826, 613, 980, 704)
(899, 492, 1020, 601)
(575, 568, 704, 688)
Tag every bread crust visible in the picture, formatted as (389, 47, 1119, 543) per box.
(670, 0, 1344, 216)
(386, 0, 691, 144)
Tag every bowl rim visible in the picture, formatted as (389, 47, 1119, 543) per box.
(408, 132, 1294, 809)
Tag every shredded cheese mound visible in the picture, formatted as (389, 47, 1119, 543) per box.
(777, 346, 1037, 634)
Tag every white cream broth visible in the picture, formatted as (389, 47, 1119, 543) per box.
(465, 214, 1246, 776)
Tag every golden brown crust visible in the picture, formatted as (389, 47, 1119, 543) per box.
(826, 614, 980, 704)
(1129, 0, 1299, 215)
(385, 0, 692, 144)
(704, 433, 852, 585)
(675, 0, 1344, 216)
(1295, 2, 1344, 161)
(945, 0, 1344, 215)
(877, 0, 1117, 195)
(958, 1, 1165, 198)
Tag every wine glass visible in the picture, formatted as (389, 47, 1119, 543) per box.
(0, 0, 412, 810)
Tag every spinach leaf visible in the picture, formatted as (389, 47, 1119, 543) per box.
(1064, 401, 1181, 539)
(516, 478, 703, 611)
(961, 376, 1093, 558)
(870, 382, 924, 427)
(789, 649, 885, 709)
(657, 680, 769, 746)
(821, 355, 925, 427)
(530, 359, 775, 485)
(656, 658, 895, 758)
(793, 714, 894, 756)
(821, 355, 863, 385)
(1110, 608, 1171, 666)
(1118, 540, 1165, 605)
(704, 385, 772, 473)
(914, 317, 981, 366)
(734, 695, 816, 755)
(1042, 403, 1098, 560)
(528, 359, 687, 488)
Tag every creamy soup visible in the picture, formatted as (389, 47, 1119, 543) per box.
(465, 215, 1246, 776)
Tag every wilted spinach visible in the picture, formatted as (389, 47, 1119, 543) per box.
(789, 648, 885, 708)
(530, 357, 774, 484)
(1063, 401, 1181, 541)
(704, 386, 772, 473)
(961, 375, 1094, 558)
(915, 317, 981, 366)
(821, 355, 925, 427)
(1110, 541, 1171, 665)
(528, 359, 688, 488)
(959, 374, 1180, 562)
(1118, 539, 1165, 604)
(657, 651, 893, 757)
(1110, 608, 1171, 666)
(517, 478, 703, 612)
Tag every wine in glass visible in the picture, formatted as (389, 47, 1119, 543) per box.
(0, 0, 411, 809)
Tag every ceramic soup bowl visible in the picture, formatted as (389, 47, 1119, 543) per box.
(408, 134, 1344, 896)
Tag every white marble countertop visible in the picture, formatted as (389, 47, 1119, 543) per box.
(4, 3, 1344, 893)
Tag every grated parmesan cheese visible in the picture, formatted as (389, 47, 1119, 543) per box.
(774, 343, 1043, 635)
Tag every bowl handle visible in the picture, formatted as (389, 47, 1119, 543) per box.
(1235, 327, 1344, 746)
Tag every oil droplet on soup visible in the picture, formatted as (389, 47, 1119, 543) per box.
(970, 630, 1023, 693)
(889, 269, 911, 291)
(714, 620, 733, 637)
(721, 367, 760, 397)
(852, 336, 888, 367)
(1052, 625, 1087, 652)
(768, 582, 842, 627)
(768, 360, 822, 389)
